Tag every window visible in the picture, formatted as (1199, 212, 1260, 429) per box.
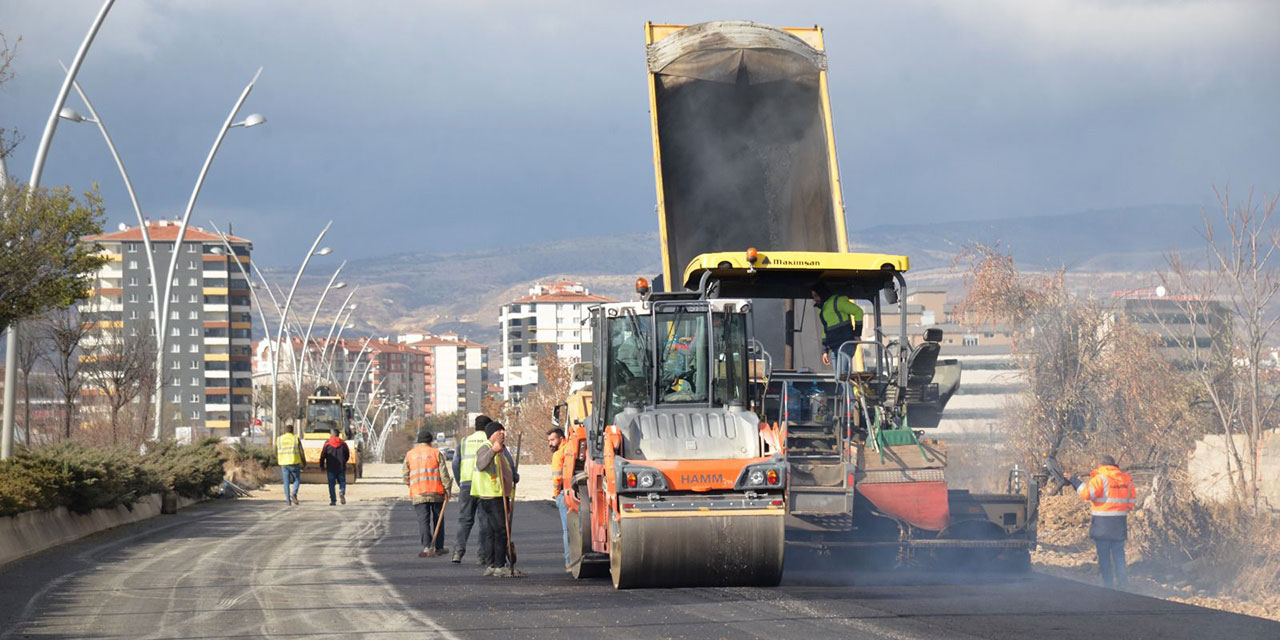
(187, 244, 197, 254)
(170, 311, 179, 320)
(188, 311, 198, 320)
(129, 310, 137, 320)
(148, 310, 154, 319)
(170, 294, 179, 303)
(189, 344, 199, 353)
(128, 260, 138, 269)
(172, 393, 181, 403)
(127, 243, 137, 253)
(171, 344, 180, 353)
(171, 361, 180, 370)
(190, 394, 199, 403)
(191, 377, 200, 386)
(190, 361, 199, 370)
(190, 409, 199, 419)
(128, 277, 138, 286)
(187, 278, 197, 286)
(171, 327, 180, 337)
(188, 294, 198, 303)
(129, 328, 138, 337)
(172, 278, 179, 286)
(189, 327, 198, 336)
(188, 260, 197, 269)
(129, 294, 138, 303)
(962, 334, 979, 347)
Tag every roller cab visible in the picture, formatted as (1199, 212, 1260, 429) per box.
(299, 387, 361, 483)
(564, 292, 786, 588)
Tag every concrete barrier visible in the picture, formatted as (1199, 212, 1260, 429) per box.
(0, 493, 203, 568)
(1188, 430, 1280, 511)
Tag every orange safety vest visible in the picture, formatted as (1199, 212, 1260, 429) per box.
(405, 445, 445, 497)
(550, 441, 567, 497)
(1078, 465, 1136, 516)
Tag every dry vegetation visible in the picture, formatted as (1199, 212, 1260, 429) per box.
(957, 189, 1280, 619)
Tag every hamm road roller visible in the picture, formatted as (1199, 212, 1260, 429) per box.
(560, 281, 787, 589)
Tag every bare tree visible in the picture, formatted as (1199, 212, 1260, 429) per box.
(957, 245, 1201, 482)
(16, 324, 44, 447)
(38, 306, 90, 440)
(83, 324, 156, 445)
(1161, 188, 1280, 513)
(482, 349, 573, 464)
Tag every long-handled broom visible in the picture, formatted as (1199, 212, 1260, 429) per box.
(498, 433, 522, 576)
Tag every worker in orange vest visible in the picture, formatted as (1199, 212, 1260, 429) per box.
(1066, 455, 1137, 589)
(404, 429, 454, 557)
(547, 427, 570, 570)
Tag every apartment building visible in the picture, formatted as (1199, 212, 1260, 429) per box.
(397, 331, 488, 416)
(81, 220, 254, 438)
(498, 281, 613, 399)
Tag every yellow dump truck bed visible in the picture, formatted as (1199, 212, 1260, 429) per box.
(645, 21, 849, 291)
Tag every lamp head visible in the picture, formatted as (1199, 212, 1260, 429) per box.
(314, 247, 332, 256)
(333, 282, 347, 290)
(234, 113, 267, 128)
(58, 107, 89, 123)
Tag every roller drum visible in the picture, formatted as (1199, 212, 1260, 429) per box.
(609, 511, 785, 589)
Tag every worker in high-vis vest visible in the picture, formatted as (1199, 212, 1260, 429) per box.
(275, 423, 306, 506)
(451, 415, 493, 564)
(810, 282, 864, 375)
(403, 429, 454, 557)
(1066, 454, 1137, 589)
(473, 421, 521, 577)
(547, 427, 570, 569)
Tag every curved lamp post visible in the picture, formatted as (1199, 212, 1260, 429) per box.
(3, 0, 114, 460)
(152, 68, 266, 441)
(270, 223, 332, 442)
(295, 261, 346, 399)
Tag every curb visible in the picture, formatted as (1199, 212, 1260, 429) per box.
(0, 493, 204, 569)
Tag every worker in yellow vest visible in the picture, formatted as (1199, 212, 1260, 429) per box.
(452, 415, 493, 564)
(811, 283, 864, 376)
(404, 429, 454, 557)
(473, 421, 520, 577)
(547, 427, 570, 570)
(275, 423, 306, 506)
(1066, 454, 1137, 589)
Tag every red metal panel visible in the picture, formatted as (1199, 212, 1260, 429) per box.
(856, 481, 950, 531)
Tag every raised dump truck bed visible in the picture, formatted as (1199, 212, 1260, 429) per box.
(646, 21, 848, 291)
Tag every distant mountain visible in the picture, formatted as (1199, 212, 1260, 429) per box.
(270, 204, 1208, 344)
(851, 204, 1206, 270)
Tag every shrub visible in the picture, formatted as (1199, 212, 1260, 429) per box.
(0, 438, 229, 517)
(143, 437, 227, 499)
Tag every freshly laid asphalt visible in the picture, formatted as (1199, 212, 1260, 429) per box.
(1, 488, 1277, 639)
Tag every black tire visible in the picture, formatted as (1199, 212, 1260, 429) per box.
(569, 484, 606, 579)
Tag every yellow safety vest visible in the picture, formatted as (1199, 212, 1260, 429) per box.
(470, 441, 506, 498)
(276, 433, 302, 466)
(457, 430, 488, 485)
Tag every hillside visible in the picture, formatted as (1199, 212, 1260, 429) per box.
(268, 204, 1209, 345)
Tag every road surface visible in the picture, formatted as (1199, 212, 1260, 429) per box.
(0, 465, 1275, 639)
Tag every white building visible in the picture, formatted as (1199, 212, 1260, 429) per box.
(397, 331, 488, 416)
(498, 281, 612, 399)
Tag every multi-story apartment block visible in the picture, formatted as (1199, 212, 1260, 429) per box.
(82, 221, 254, 438)
(397, 331, 488, 416)
(498, 281, 612, 399)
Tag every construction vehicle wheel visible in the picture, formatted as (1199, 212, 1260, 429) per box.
(569, 484, 606, 580)
(934, 519, 1007, 571)
(609, 507, 785, 589)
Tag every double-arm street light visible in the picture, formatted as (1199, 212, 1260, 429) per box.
(2, 0, 114, 460)
(295, 262, 346, 404)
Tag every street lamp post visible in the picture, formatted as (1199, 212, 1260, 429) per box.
(343, 343, 373, 399)
(295, 262, 345, 399)
(2, 0, 115, 460)
(270, 223, 332, 443)
(153, 68, 266, 441)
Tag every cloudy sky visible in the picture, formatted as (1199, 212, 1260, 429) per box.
(2, 1, 1277, 265)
